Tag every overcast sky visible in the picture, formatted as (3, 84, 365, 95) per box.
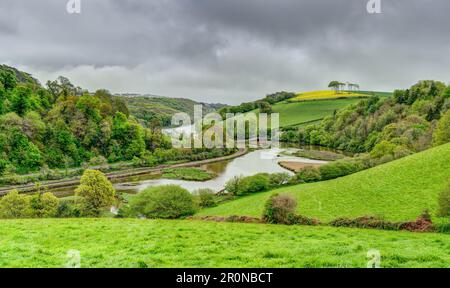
(1, 0, 449, 104)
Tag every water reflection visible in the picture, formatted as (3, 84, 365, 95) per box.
(50, 146, 337, 197)
(115, 148, 326, 193)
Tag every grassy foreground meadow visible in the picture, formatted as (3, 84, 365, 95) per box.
(198, 143, 450, 222)
(0, 218, 449, 268)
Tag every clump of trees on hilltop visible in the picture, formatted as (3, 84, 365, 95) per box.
(328, 81, 360, 94)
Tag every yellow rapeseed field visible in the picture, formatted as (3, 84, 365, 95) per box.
(294, 90, 367, 101)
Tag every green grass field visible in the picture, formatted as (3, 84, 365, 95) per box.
(197, 143, 450, 222)
(0, 218, 448, 268)
(271, 98, 362, 128)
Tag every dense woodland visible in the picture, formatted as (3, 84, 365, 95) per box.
(0, 66, 232, 177)
(283, 80, 450, 158)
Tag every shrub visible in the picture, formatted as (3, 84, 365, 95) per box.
(129, 185, 196, 219)
(370, 140, 396, 159)
(195, 188, 217, 208)
(288, 214, 320, 226)
(75, 170, 115, 216)
(268, 172, 291, 187)
(0, 190, 31, 219)
(30, 192, 59, 218)
(433, 219, 450, 233)
(330, 214, 434, 232)
(437, 184, 450, 217)
(296, 167, 321, 183)
(319, 160, 361, 180)
(88, 156, 108, 167)
(262, 193, 297, 224)
(238, 173, 270, 195)
(330, 216, 402, 231)
(56, 200, 81, 218)
(224, 176, 242, 195)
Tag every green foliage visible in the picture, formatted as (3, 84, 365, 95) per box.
(0, 68, 17, 91)
(56, 197, 82, 218)
(162, 167, 216, 181)
(196, 189, 217, 208)
(75, 170, 115, 216)
(219, 91, 295, 117)
(370, 140, 397, 158)
(129, 185, 196, 219)
(296, 167, 322, 183)
(11, 87, 32, 116)
(0, 190, 30, 219)
(433, 110, 450, 146)
(268, 172, 291, 186)
(0, 158, 8, 176)
(0, 67, 178, 174)
(224, 176, 243, 195)
(437, 184, 450, 217)
(319, 160, 361, 180)
(30, 192, 59, 218)
(262, 193, 297, 224)
(237, 173, 271, 195)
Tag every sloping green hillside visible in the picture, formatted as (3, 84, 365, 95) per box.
(0, 219, 448, 268)
(272, 98, 361, 128)
(124, 96, 226, 127)
(198, 143, 450, 222)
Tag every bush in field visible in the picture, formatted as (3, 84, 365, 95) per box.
(225, 176, 243, 195)
(57, 201, 81, 218)
(262, 193, 297, 224)
(437, 184, 450, 217)
(238, 173, 271, 195)
(268, 173, 291, 187)
(0, 190, 31, 219)
(319, 160, 361, 180)
(129, 185, 196, 219)
(195, 188, 217, 208)
(30, 192, 59, 218)
(75, 169, 115, 216)
(296, 167, 322, 183)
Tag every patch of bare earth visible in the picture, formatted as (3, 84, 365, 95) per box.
(278, 162, 323, 173)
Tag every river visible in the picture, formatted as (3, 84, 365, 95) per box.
(50, 147, 329, 197)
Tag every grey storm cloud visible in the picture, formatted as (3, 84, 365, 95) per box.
(0, 0, 450, 104)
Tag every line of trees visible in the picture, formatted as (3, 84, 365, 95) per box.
(328, 81, 360, 94)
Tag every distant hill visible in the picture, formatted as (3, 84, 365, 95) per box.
(0, 65, 40, 86)
(120, 95, 227, 127)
